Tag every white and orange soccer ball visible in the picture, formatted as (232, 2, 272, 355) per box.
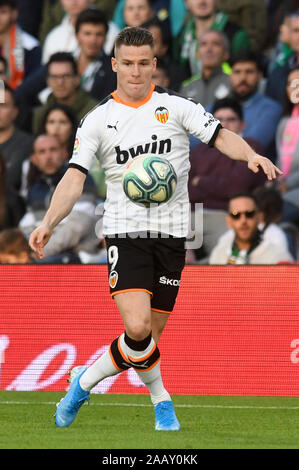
(122, 154, 177, 207)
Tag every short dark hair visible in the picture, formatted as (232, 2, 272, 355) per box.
(253, 187, 283, 226)
(0, 0, 17, 8)
(142, 17, 169, 46)
(0, 229, 30, 257)
(230, 50, 263, 72)
(212, 97, 243, 120)
(114, 26, 154, 55)
(75, 8, 108, 34)
(46, 52, 78, 76)
(228, 192, 258, 210)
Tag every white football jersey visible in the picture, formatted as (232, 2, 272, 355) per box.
(69, 84, 221, 237)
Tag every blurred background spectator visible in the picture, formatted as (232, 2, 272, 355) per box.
(0, 151, 25, 231)
(173, 0, 250, 77)
(0, 227, 33, 263)
(275, 65, 299, 245)
(0, 0, 298, 266)
(0, 82, 33, 192)
(32, 52, 97, 134)
(209, 192, 294, 265)
(228, 50, 282, 162)
(19, 134, 99, 263)
(180, 29, 231, 107)
(187, 97, 265, 262)
(41, 0, 119, 63)
(0, 0, 41, 89)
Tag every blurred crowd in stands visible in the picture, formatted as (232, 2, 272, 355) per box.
(0, 0, 299, 265)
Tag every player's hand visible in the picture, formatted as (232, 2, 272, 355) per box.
(247, 154, 283, 181)
(29, 224, 52, 259)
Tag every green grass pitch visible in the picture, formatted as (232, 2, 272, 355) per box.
(0, 391, 299, 449)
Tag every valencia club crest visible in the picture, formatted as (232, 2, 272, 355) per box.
(155, 107, 169, 124)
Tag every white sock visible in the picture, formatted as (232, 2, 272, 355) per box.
(121, 333, 171, 405)
(79, 349, 120, 391)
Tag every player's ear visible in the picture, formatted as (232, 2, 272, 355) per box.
(111, 57, 117, 73)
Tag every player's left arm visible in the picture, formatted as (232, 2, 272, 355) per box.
(214, 128, 282, 181)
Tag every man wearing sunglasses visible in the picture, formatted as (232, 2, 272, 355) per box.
(209, 193, 293, 264)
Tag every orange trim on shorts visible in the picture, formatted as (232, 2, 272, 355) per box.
(111, 83, 155, 109)
(151, 307, 172, 314)
(134, 357, 160, 372)
(127, 343, 156, 363)
(117, 336, 128, 363)
(109, 346, 123, 372)
(111, 288, 153, 298)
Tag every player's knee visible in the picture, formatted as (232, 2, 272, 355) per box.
(126, 321, 151, 342)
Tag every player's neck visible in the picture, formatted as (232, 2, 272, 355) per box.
(114, 83, 154, 105)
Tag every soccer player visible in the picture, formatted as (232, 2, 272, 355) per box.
(29, 26, 282, 431)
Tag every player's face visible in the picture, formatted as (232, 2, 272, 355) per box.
(76, 23, 107, 58)
(124, 0, 152, 27)
(227, 197, 259, 246)
(112, 45, 156, 103)
(230, 61, 261, 99)
(213, 108, 244, 134)
(31, 135, 66, 175)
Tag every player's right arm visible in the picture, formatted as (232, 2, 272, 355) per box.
(29, 168, 86, 259)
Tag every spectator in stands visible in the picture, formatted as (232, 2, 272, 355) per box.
(253, 186, 296, 259)
(15, 8, 117, 109)
(32, 52, 97, 134)
(268, 10, 293, 73)
(218, 0, 268, 52)
(0, 152, 25, 230)
(0, 83, 33, 192)
(37, 103, 78, 158)
(151, 56, 170, 88)
(173, 0, 250, 77)
(41, 0, 119, 62)
(209, 193, 294, 264)
(74, 7, 117, 100)
(266, 9, 299, 106)
(229, 50, 282, 160)
(180, 30, 231, 108)
(19, 134, 99, 261)
(142, 17, 187, 91)
(0, 228, 33, 263)
(188, 97, 265, 259)
(113, 0, 171, 41)
(39, 0, 117, 44)
(276, 66, 299, 226)
(0, 0, 41, 89)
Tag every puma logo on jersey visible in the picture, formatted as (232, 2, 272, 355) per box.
(159, 276, 180, 286)
(115, 134, 172, 164)
(107, 121, 119, 131)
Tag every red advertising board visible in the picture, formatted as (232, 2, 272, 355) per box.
(1, 265, 299, 396)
